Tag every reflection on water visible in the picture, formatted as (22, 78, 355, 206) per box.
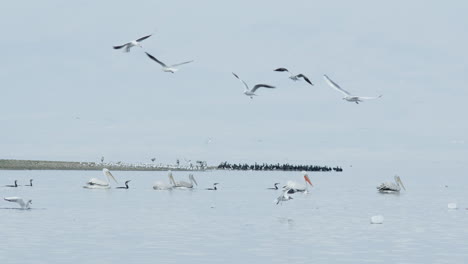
(0, 167, 467, 264)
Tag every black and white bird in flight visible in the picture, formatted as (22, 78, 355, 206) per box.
(274, 68, 314, 86)
(323, 74, 382, 104)
(232, 72, 276, 99)
(145, 52, 193, 73)
(113, 34, 152, 52)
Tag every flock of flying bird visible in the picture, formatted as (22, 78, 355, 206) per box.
(3, 169, 406, 209)
(112, 34, 383, 103)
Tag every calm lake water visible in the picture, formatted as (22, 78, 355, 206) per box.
(1, 166, 467, 264)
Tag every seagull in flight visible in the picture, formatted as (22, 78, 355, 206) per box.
(232, 72, 276, 99)
(113, 34, 152, 52)
(323, 74, 382, 104)
(4, 197, 32, 209)
(274, 68, 314, 86)
(145, 52, 193, 73)
(274, 189, 294, 205)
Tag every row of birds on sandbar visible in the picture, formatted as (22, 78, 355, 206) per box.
(112, 34, 382, 103)
(3, 169, 406, 209)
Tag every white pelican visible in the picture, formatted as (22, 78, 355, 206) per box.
(4, 197, 32, 209)
(153, 171, 176, 190)
(173, 173, 198, 189)
(5, 180, 18, 187)
(284, 171, 313, 194)
(370, 215, 384, 224)
(323, 74, 382, 104)
(116, 180, 131, 189)
(267, 183, 280, 190)
(232, 72, 276, 99)
(274, 68, 314, 85)
(24, 179, 33, 187)
(206, 183, 219, 190)
(113, 34, 152, 52)
(275, 189, 294, 205)
(83, 168, 118, 189)
(145, 52, 193, 73)
(377, 175, 406, 193)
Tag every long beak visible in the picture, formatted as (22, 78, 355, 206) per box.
(190, 174, 198, 186)
(304, 175, 313, 186)
(104, 169, 118, 183)
(398, 178, 406, 191)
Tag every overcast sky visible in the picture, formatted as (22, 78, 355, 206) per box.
(1, 0, 467, 168)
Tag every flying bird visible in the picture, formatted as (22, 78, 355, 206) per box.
(323, 74, 382, 104)
(377, 175, 406, 193)
(145, 52, 193, 73)
(274, 68, 314, 85)
(206, 183, 219, 191)
(116, 180, 131, 189)
(232, 72, 275, 99)
(4, 197, 32, 209)
(275, 189, 294, 205)
(83, 168, 118, 189)
(113, 34, 152, 52)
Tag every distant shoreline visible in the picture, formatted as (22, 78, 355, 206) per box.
(0, 159, 209, 171)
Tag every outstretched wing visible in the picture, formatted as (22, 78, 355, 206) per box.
(4, 197, 25, 207)
(357, 95, 383, 100)
(274, 68, 289, 72)
(170, 60, 194, 67)
(323, 74, 351, 96)
(113, 43, 129, 50)
(232, 72, 249, 90)
(297, 74, 314, 85)
(145, 52, 167, 67)
(251, 84, 276, 93)
(136, 34, 152, 42)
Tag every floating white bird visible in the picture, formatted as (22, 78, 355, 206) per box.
(4, 197, 32, 209)
(116, 180, 131, 189)
(232, 72, 276, 99)
(113, 34, 152, 52)
(377, 175, 406, 193)
(284, 171, 313, 194)
(145, 52, 193, 73)
(267, 183, 281, 190)
(173, 174, 198, 189)
(206, 183, 219, 190)
(370, 215, 384, 224)
(83, 168, 118, 189)
(153, 171, 176, 190)
(275, 189, 294, 205)
(274, 68, 314, 85)
(323, 74, 382, 104)
(5, 180, 18, 187)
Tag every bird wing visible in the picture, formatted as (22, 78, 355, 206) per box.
(145, 52, 167, 67)
(251, 84, 276, 93)
(136, 34, 152, 42)
(323, 75, 351, 96)
(356, 95, 383, 100)
(274, 68, 289, 72)
(113, 43, 129, 50)
(4, 197, 25, 207)
(170, 60, 194, 67)
(297, 74, 314, 85)
(232, 72, 249, 90)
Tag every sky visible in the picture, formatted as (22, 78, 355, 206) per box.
(1, 0, 467, 168)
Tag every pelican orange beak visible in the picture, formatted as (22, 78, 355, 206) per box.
(304, 175, 313, 186)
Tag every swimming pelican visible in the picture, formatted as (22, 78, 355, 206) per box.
(173, 174, 198, 189)
(267, 183, 280, 190)
(116, 180, 131, 189)
(232, 72, 276, 99)
(5, 180, 18, 187)
(323, 74, 382, 104)
(284, 171, 313, 194)
(206, 183, 219, 190)
(377, 175, 406, 193)
(113, 34, 152, 52)
(83, 168, 118, 189)
(145, 52, 193, 73)
(275, 189, 294, 205)
(274, 68, 314, 85)
(153, 171, 176, 190)
(4, 197, 32, 209)
(24, 179, 33, 187)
